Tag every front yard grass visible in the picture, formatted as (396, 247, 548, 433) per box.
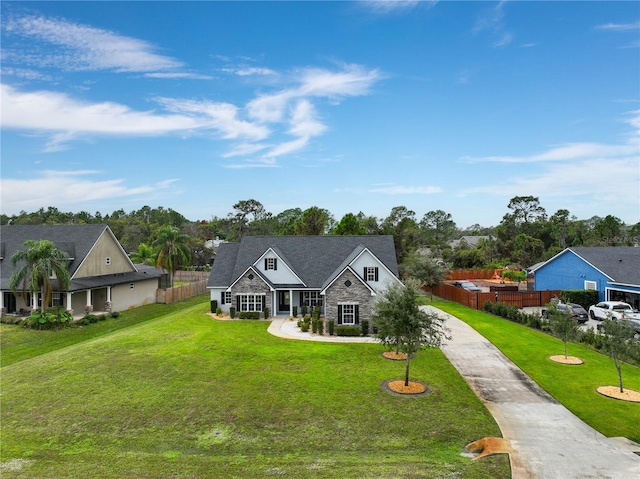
(0, 298, 509, 478)
(431, 300, 640, 443)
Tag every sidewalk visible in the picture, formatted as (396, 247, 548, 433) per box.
(426, 305, 640, 479)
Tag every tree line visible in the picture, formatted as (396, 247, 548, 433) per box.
(2, 196, 638, 270)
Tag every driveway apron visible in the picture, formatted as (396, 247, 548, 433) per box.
(426, 306, 640, 479)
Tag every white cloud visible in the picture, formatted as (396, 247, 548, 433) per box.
(362, 1, 434, 14)
(144, 72, 214, 80)
(595, 21, 640, 32)
(4, 14, 183, 73)
(0, 170, 178, 214)
(368, 185, 443, 195)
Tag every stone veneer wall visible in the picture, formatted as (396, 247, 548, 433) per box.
(231, 270, 272, 312)
(325, 269, 373, 328)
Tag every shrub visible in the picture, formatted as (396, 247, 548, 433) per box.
(229, 307, 236, 319)
(301, 305, 307, 317)
(560, 290, 599, 310)
(317, 318, 324, 335)
(300, 322, 309, 332)
(238, 311, 261, 319)
(313, 306, 321, 321)
(360, 319, 369, 336)
(263, 307, 270, 319)
(292, 306, 298, 317)
(210, 300, 218, 313)
(110, 311, 120, 318)
(85, 314, 99, 324)
(328, 319, 335, 336)
(216, 307, 222, 315)
(311, 317, 318, 334)
(336, 326, 360, 337)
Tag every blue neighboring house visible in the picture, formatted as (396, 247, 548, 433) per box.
(531, 247, 640, 309)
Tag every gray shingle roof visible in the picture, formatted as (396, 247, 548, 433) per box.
(569, 247, 640, 286)
(207, 235, 398, 289)
(1, 225, 109, 289)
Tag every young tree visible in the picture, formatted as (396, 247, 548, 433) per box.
(599, 318, 638, 393)
(333, 213, 366, 235)
(153, 226, 192, 287)
(10, 240, 71, 311)
(129, 242, 157, 265)
(546, 304, 580, 359)
(294, 206, 331, 235)
(373, 280, 450, 386)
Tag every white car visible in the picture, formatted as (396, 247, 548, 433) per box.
(588, 301, 640, 321)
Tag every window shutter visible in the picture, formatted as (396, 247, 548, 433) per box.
(355, 305, 360, 325)
(375, 267, 379, 281)
(265, 258, 268, 270)
(274, 258, 277, 270)
(363, 267, 367, 280)
(221, 292, 225, 304)
(236, 296, 240, 311)
(338, 305, 343, 324)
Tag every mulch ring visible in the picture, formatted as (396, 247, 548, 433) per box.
(596, 386, 640, 403)
(382, 351, 409, 360)
(382, 379, 430, 396)
(549, 355, 584, 365)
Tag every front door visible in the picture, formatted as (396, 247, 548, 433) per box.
(278, 291, 290, 313)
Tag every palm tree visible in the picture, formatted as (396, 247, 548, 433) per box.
(129, 242, 157, 265)
(10, 240, 71, 312)
(152, 226, 192, 287)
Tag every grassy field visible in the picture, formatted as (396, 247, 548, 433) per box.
(431, 300, 640, 443)
(0, 297, 509, 478)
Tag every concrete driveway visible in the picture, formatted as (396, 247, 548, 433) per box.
(427, 306, 640, 479)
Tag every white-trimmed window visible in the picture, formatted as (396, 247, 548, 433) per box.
(265, 258, 277, 270)
(338, 303, 359, 325)
(221, 291, 232, 304)
(584, 281, 597, 291)
(302, 291, 323, 308)
(106, 257, 111, 265)
(236, 294, 265, 312)
(51, 292, 63, 307)
(364, 266, 378, 282)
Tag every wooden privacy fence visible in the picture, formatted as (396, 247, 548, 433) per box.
(157, 279, 208, 304)
(430, 283, 560, 310)
(174, 271, 210, 282)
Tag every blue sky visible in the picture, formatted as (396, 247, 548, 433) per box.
(1, 1, 639, 228)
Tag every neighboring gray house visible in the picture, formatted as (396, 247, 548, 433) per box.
(207, 235, 401, 326)
(1, 224, 165, 315)
(448, 235, 493, 249)
(531, 247, 640, 309)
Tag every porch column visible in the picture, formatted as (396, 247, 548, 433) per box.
(0, 292, 4, 313)
(106, 286, 112, 303)
(85, 289, 93, 313)
(290, 289, 293, 317)
(66, 292, 73, 312)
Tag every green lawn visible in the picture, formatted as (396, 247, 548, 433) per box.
(0, 298, 509, 478)
(431, 300, 640, 443)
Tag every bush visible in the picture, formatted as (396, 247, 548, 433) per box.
(23, 309, 72, 330)
(263, 307, 270, 319)
(300, 322, 309, 332)
(313, 306, 321, 321)
(328, 319, 335, 336)
(360, 319, 369, 336)
(317, 318, 324, 335)
(560, 290, 599, 310)
(216, 307, 222, 315)
(292, 306, 298, 317)
(238, 311, 261, 319)
(210, 300, 218, 313)
(85, 314, 99, 324)
(229, 307, 236, 319)
(311, 317, 318, 334)
(336, 326, 360, 337)
(301, 305, 307, 317)
(110, 311, 120, 318)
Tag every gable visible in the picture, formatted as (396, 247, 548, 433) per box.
(253, 248, 304, 286)
(73, 228, 135, 278)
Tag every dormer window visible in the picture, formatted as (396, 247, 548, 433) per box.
(265, 258, 277, 271)
(364, 266, 379, 282)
